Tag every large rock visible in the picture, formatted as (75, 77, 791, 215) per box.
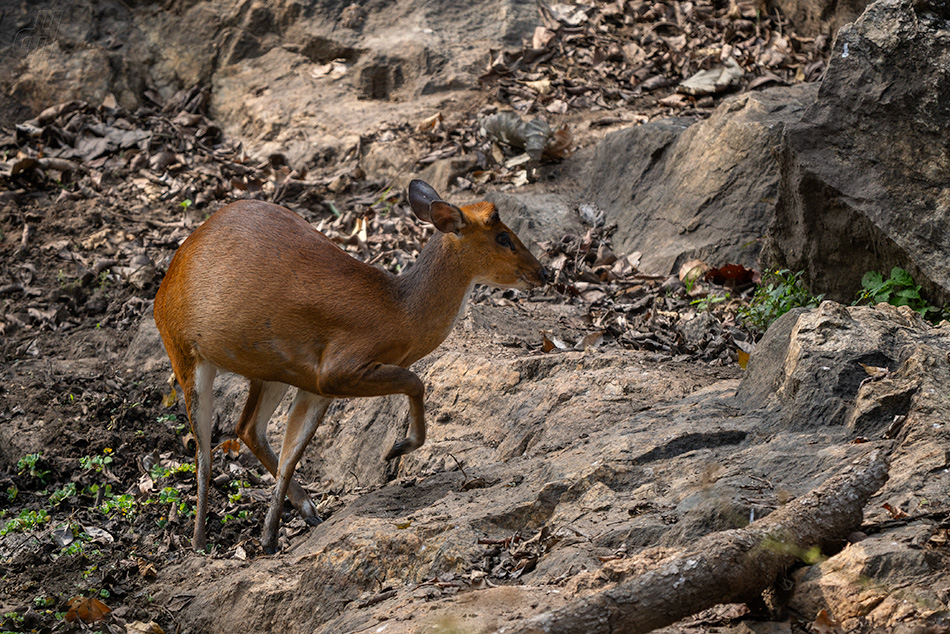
(486, 190, 586, 251)
(735, 301, 934, 432)
(187, 0, 541, 164)
(763, 0, 950, 305)
(737, 301, 950, 631)
(576, 84, 817, 275)
(0, 1, 151, 119)
(0, 0, 540, 164)
(789, 523, 950, 630)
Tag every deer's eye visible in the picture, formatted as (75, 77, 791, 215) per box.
(496, 232, 514, 250)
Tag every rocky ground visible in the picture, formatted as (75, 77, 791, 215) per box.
(2, 0, 950, 633)
(0, 89, 754, 634)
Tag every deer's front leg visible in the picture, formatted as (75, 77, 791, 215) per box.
(321, 362, 426, 461)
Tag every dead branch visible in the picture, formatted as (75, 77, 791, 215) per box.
(498, 449, 890, 634)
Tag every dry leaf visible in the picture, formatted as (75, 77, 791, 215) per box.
(481, 112, 572, 161)
(679, 259, 709, 284)
(127, 621, 165, 634)
(881, 503, 908, 519)
(137, 559, 158, 578)
(812, 608, 843, 633)
(576, 331, 605, 350)
(859, 362, 890, 379)
(417, 112, 443, 132)
(161, 379, 178, 408)
(532, 26, 556, 49)
(658, 93, 688, 109)
(522, 78, 552, 94)
(679, 58, 744, 95)
(66, 596, 111, 624)
(213, 438, 242, 456)
(541, 331, 570, 352)
(544, 125, 573, 159)
(737, 348, 750, 369)
(137, 472, 154, 495)
(84, 526, 114, 544)
(705, 263, 758, 286)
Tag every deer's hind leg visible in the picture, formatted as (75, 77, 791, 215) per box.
(235, 380, 323, 525)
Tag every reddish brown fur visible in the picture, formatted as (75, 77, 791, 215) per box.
(153, 182, 545, 552)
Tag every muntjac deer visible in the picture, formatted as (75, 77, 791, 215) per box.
(154, 180, 546, 553)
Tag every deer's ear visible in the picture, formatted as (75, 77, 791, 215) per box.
(408, 179, 465, 235)
(408, 180, 441, 222)
(429, 200, 465, 236)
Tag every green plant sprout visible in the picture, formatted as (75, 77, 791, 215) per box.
(854, 267, 942, 320)
(80, 449, 114, 473)
(1, 509, 51, 535)
(738, 269, 824, 332)
(17, 453, 49, 482)
(690, 292, 729, 312)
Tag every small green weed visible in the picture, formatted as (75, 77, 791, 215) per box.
(49, 482, 78, 506)
(691, 292, 729, 312)
(854, 267, 942, 320)
(33, 595, 55, 608)
(61, 539, 100, 558)
(80, 449, 114, 472)
(372, 187, 396, 216)
(149, 461, 194, 481)
(738, 269, 824, 332)
(17, 453, 50, 482)
(55, 523, 102, 558)
(98, 493, 137, 517)
(2, 611, 25, 629)
(155, 487, 181, 504)
(1, 509, 51, 535)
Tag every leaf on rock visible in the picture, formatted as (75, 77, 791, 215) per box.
(541, 330, 570, 353)
(575, 331, 605, 351)
(737, 348, 750, 369)
(881, 503, 908, 519)
(812, 608, 843, 633)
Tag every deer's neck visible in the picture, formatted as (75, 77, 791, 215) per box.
(397, 232, 476, 354)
